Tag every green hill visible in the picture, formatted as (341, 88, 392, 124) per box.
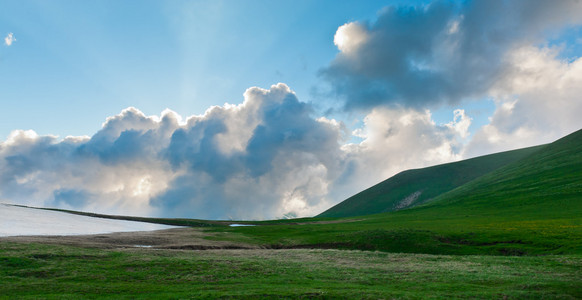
(319, 145, 544, 218)
(217, 129, 582, 255)
(425, 127, 582, 216)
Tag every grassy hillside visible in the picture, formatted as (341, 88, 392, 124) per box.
(319, 145, 543, 218)
(427, 128, 582, 211)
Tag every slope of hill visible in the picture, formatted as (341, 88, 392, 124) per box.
(318, 145, 544, 218)
(425, 128, 582, 216)
(217, 129, 582, 255)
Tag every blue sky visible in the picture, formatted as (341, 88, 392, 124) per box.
(1, 0, 581, 219)
(1, 0, 423, 138)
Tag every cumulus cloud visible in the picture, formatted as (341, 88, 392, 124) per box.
(334, 108, 467, 197)
(466, 45, 582, 156)
(0, 84, 471, 219)
(445, 109, 471, 139)
(334, 22, 369, 54)
(320, 0, 582, 110)
(151, 84, 347, 219)
(0, 109, 179, 216)
(4, 33, 15, 46)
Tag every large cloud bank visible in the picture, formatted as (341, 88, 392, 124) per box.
(2, 0, 582, 219)
(0, 84, 468, 219)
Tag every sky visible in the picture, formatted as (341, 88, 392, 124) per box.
(1, 0, 581, 220)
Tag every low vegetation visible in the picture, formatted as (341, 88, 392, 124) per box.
(1, 242, 580, 299)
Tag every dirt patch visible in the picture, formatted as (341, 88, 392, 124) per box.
(0, 227, 258, 250)
(267, 242, 351, 250)
(292, 219, 363, 225)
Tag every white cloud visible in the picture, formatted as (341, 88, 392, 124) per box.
(11, 69, 575, 219)
(336, 108, 465, 194)
(467, 45, 582, 156)
(0, 110, 179, 217)
(321, 0, 582, 110)
(4, 33, 15, 46)
(445, 109, 472, 139)
(334, 22, 369, 54)
(0, 83, 471, 220)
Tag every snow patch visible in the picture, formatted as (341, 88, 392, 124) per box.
(393, 191, 422, 211)
(0, 204, 179, 237)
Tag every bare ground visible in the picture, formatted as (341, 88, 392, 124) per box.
(0, 227, 259, 250)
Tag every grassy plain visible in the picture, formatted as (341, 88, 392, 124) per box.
(1, 241, 581, 299)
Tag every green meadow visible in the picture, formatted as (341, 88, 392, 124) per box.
(1, 243, 580, 299)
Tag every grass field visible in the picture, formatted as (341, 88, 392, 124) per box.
(1, 242, 580, 299)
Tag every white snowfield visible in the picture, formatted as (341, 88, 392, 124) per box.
(0, 204, 179, 237)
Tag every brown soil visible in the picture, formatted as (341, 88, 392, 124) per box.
(0, 227, 258, 250)
(294, 219, 362, 225)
